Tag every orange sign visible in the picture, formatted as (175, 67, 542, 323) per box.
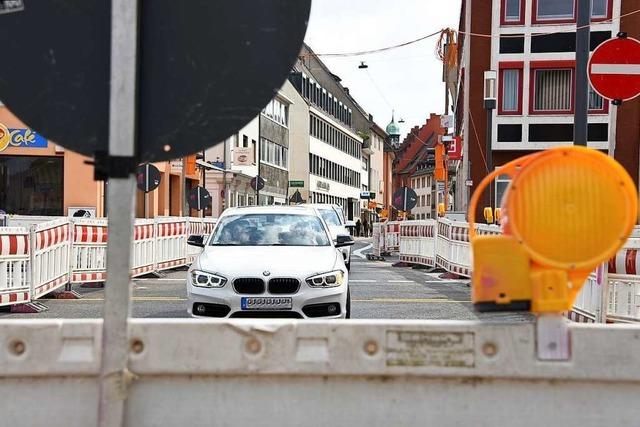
(435, 143, 445, 181)
(380, 209, 388, 218)
(368, 201, 377, 209)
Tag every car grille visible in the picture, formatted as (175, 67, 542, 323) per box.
(268, 278, 300, 294)
(231, 311, 303, 319)
(233, 278, 265, 294)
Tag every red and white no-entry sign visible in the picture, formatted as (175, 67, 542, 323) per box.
(589, 36, 640, 103)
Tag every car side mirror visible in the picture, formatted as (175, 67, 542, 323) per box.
(187, 234, 205, 247)
(335, 234, 354, 248)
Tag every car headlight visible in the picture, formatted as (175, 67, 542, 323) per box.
(306, 270, 345, 288)
(190, 270, 227, 288)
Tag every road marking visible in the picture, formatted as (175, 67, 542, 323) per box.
(134, 278, 185, 282)
(353, 298, 471, 303)
(350, 279, 376, 283)
(352, 243, 373, 259)
(58, 296, 187, 302)
(387, 280, 415, 283)
(591, 63, 640, 75)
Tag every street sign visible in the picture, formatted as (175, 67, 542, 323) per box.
(136, 163, 161, 193)
(0, 1, 311, 162)
(448, 136, 463, 160)
(589, 36, 640, 103)
(289, 180, 305, 188)
(360, 191, 374, 199)
(465, 179, 473, 186)
(392, 187, 418, 211)
(251, 176, 265, 192)
(289, 190, 304, 204)
(188, 186, 211, 211)
(441, 115, 454, 128)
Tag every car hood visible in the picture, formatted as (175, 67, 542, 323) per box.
(195, 245, 343, 277)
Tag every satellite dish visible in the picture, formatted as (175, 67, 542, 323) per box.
(0, 1, 312, 163)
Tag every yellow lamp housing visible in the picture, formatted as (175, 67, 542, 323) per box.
(438, 203, 445, 217)
(469, 146, 637, 314)
(494, 208, 502, 225)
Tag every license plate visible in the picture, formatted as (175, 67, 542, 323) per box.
(241, 297, 292, 310)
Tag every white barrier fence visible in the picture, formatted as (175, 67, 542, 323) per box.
(3, 319, 640, 426)
(381, 218, 640, 323)
(0, 216, 216, 310)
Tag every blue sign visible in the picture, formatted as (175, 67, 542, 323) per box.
(0, 124, 48, 152)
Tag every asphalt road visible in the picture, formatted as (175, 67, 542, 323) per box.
(0, 239, 532, 322)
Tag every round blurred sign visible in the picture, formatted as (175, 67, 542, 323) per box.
(136, 163, 161, 193)
(251, 176, 265, 192)
(0, 1, 311, 162)
(392, 187, 418, 211)
(188, 186, 211, 211)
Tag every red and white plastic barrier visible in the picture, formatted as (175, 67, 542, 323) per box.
(186, 218, 217, 263)
(399, 220, 436, 267)
(132, 220, 156, 278)
(384, 222, 400, 253)
(70, 218, 108, 284)
(30, 218, 71, 299)
(155, 217, 188, 271)
(0, 227, 30, 307)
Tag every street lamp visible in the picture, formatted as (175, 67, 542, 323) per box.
(483, 70, 497, 209)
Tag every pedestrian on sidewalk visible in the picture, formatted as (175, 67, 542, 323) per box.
(355, 219, 362, 237)
(362, 218, 369, 238)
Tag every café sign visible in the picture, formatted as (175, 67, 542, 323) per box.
(0, 123, 48, 152)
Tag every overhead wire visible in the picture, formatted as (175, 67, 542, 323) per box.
(305, 6, 640, 58)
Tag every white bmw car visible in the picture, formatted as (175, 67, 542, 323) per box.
(187, 205, 354, 319)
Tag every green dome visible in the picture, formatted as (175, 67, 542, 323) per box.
(386, 122, 400, 136)
(386, 117, 401, 136)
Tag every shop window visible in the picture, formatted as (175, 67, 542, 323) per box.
(533, 0, 611, 24)
(588, 85, 606, 113)
(0, 156, 63, 215)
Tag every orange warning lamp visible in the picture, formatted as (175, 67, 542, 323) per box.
(483, 207, 494, 224)
(469, 146, 637, 313)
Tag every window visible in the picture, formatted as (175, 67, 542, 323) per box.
(262, 98, 288, 126)
(532, 68, 573, 113)
(495, 174, 512, 209)
(260, 138, 288, 169)
(588, 85, 605, 112)
(421, 177, 425, 188)
(421, 195, 426, 207)
(502, 0, 523, 25)
(0, 156, 64, 215)
(535, 0, 574, 22)
(242, 135, 249, 148)
(591, 0, 608, 19)
(499, 63, 523, 115)
(252, 139, 257, 162)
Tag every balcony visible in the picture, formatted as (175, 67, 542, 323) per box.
(362, 139, 374, 155)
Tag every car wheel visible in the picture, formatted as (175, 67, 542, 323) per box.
(345, 289, 351, 319)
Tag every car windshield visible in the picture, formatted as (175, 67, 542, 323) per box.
(210, 213, 330, 246)
(319, 208, 341, 226)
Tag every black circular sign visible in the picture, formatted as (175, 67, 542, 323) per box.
(251, 176, 265, 192)
(136, 163, 161, 193)
(188, 186, 211, 211)
(392, 187, 418, 211)
(0, 1, 311, 162)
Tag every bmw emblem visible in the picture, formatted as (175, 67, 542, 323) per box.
(263, 271, 271, 277)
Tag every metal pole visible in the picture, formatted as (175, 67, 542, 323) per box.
(485, 109, 493, 208)
(201, 150, 205, 218)
(574, 0, 591, 146)
(181, 157, 187, 216)
(98, 0, 138, 425)
(144, 163, 150, 218)
(460, 0, 472, 211)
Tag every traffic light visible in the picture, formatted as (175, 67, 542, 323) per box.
(469, 146, 637, 313)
